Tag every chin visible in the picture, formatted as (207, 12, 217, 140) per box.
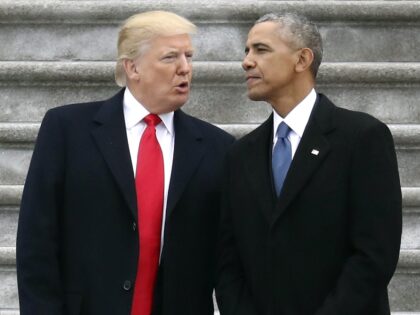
(247, 91, 265, 101)
(168, 101, 187, 113)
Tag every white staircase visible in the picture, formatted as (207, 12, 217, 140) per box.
(0, 1, 419, 313)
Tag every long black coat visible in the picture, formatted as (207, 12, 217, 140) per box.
(17, 89, 234, 315)
(217, 94, 402, 315)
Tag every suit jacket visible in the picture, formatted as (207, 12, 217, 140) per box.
(16, 89, 234, 315)
(216, 94, 402, 315)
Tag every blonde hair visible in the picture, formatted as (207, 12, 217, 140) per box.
(115, 11, 197, 87)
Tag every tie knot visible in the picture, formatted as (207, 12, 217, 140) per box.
(144, 114, 161, 127)
(277, 122, 291, 139)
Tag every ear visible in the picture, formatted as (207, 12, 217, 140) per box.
(295, 48, 314, 73)
(122, 59, 140, 81)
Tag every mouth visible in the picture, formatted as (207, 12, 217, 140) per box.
(246, 75, 261, 86)
(175, 81, 190, 93)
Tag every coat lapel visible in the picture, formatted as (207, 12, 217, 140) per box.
(165, 110, 205, 220)
(243, 116, 276, 224)
(272, 94, 335, 224)
(91, 89, 137, 219)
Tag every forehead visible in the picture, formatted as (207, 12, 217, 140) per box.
(150, 33, 193, 50)
(246, 21, 286, 46)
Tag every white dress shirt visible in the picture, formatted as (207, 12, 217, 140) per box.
(123, 88, 175, 253)
(272, 88, 317, 158)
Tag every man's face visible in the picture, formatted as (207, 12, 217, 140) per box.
(243, 22, 301, 104)
(132, 33, 193, 114)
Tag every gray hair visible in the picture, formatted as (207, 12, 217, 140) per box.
(256, 13, 323, 77)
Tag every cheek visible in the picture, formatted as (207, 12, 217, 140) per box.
(143, 64, 172, 80)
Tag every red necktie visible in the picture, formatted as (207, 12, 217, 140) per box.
(131, 114, 164, 315)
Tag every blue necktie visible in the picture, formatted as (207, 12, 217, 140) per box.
(272, 122, 292, 196)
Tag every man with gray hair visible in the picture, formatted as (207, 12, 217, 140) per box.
(17, 11, 233, 315)
(217, 12, 401, 314)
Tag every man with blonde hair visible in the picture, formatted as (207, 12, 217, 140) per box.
(17, 11, 234, 315)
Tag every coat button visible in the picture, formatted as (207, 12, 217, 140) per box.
(132, 222, 136, 231)
(123, 280, 132, 291)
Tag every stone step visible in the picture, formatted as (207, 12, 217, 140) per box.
(0, 311, 419, 315)
(1, 123, 419, 186)
(2, 122, 420, 146)
(0, 1, 419, 62)
(1, 62, 420, 124)
(1, 185, 419, 248)
(390, 249, 420, 311)
(219, 314, 420, 315)
(0, 248, 418, 311)
(1, 0, 419, 313)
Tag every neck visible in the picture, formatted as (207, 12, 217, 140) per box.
(270, 79, 314, 118)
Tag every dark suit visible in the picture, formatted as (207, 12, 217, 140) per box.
(16, 89, 234, 315)
(216, 94, 402, 315)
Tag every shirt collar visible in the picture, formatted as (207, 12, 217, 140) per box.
(273, 88, 317, 139)
(123, 87, 174, 135)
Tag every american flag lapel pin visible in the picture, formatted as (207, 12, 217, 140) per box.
(311, 149, 320, 156)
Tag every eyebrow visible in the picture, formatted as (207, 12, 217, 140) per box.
(245, 42, 271, 53)
(163, 48, 195, 54)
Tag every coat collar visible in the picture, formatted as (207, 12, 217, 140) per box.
(271, 93, 336, 224)
(165, 110, 205, 220)
(243, 94, 336, 225)
(91, 89, 207, 222)
(91, 89, 138, 218)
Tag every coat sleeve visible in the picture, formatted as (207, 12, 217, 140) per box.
(315, 120, 402, 314)
(215, 151, 259, 315)
(16, 109, 66, 314)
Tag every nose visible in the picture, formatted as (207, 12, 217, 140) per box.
(177, 55, 191, 75)
(242, 54, 255, 71)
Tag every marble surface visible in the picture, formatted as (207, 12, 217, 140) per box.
(0, 0, 419, 313)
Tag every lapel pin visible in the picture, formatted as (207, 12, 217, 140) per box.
(311, 149, 319, 156)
